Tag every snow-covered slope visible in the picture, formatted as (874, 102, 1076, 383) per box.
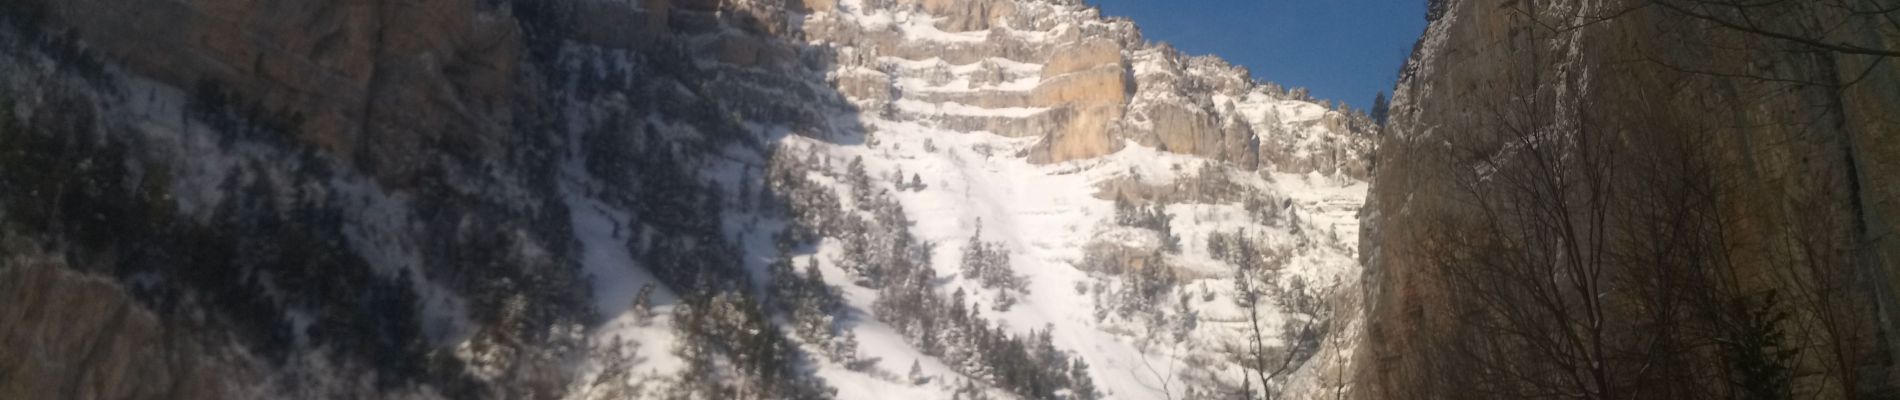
(760, 125, 1364, 399)
(0, 0, 1370, 398)
(557, 0, 1376, 398)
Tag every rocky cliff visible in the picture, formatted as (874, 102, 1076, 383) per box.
(0, 0, 1374, 398)
(1357, 0, 1900, 398)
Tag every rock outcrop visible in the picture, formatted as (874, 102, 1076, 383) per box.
(793, 0, 1372, 170)
(0, 250, 236, 400)
(1027, 63, 1131, 163)
(1356, 0, 1900, 398)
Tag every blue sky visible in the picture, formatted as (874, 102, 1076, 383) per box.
(1086, 0, 1425, 110)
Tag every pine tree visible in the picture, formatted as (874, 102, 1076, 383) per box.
(1370, 91, 1391, 126)
(632, 283, 656, 325)
(1174, 292, 1198, 341)
(919, 315, 942, 354)
(1113, 196, 1135, 226)
(833, 330, 865, 368)
(1207, 231, 1229, 262)
(1033, 327, 1061, 366)
(950, 288, 970, 324)
(1069, 359, 1100, 400)
(1723, 291, 1798, 400)
(910, 359, 928, 385)
(911, 173, 924, 191)
(769, 257, 797, 296)
(1156, 206, 1180, 252)
(847, 156, 872, 204)
(962, 234, 987, 281)
(992, 290, 1014, 311)
(1426, 0, 1448, 21)
(737, 167, 754, 210)
(1234, 273, 1257, 308)
(1238, 374, 1255, 400)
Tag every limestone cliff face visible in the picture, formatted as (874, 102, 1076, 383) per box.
(1356, 0, 1900, 397)
(1027, 38, 1128, 162)
(794, 0, 1373, 172)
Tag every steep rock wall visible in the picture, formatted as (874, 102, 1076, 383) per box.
(1357, 0, 1900, 398)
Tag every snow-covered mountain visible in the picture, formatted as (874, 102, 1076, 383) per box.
(0, 0, 1373, 398)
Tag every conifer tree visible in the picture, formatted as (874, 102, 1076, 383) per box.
(1069, 359, 1100, 400)
(1370, 91, 1391, 126)
(632, 284, 656, 325)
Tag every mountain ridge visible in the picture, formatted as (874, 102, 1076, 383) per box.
(0, 0, 1375, 398)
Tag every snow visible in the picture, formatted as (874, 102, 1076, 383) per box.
(880, 56, 1044, 80)
(898, 14, 989, 43)
(1230, 93, 1330, 127)
(894, 99, 1049, 118)
(565, 183, 675, 318)
(785, 114, 1368, 398)
(841, 121, 1173, 399)
(816, 314, 980, 400)
(1269, 172, 1369, 247)
(558, 101, 693, 395)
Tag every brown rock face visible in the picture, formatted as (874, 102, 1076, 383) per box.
(1031, 103, 1126, 163)
(1030, 66, 1131, 107)
(796, 0, 838, 13)
(29, 0, 525, 187)
(1041, 39, 1122, 77)
(1356, 0, 1900, 398)
(1145, 103, 1218, 156)
(1026, 73, 1130, 162)
(0, 257, 236, 400)
(1027, 40, 1131, 163)
(1118, 48, 1361, 174)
